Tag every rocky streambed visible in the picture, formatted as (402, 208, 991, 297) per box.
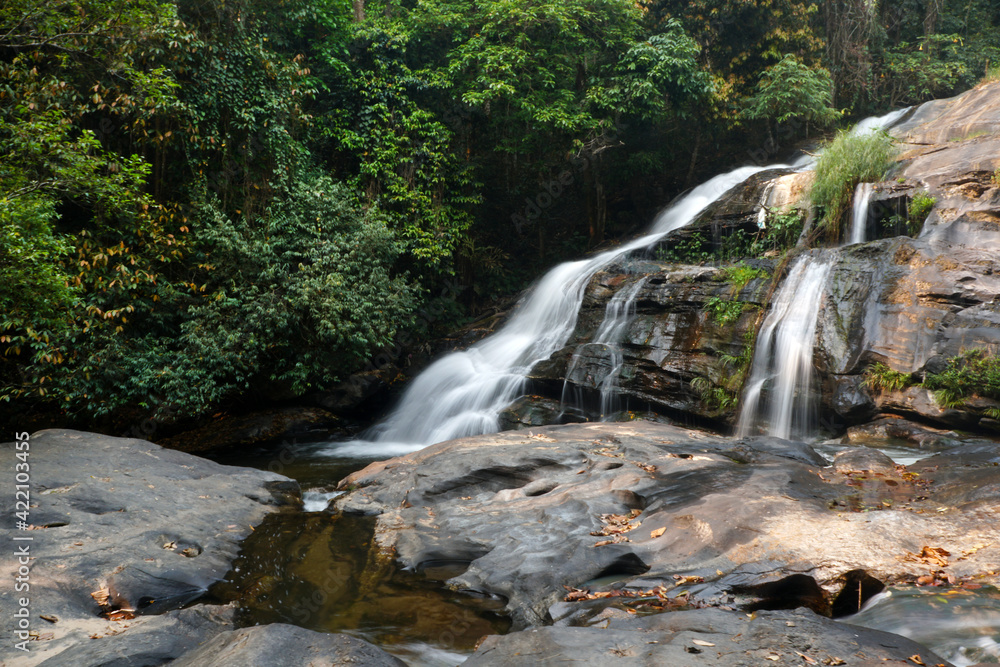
(3, 422, 1000, 666)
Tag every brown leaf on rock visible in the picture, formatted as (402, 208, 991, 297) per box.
(650, 527, 666, 539)
(909, 655, 925, 666)
(902, 546, 950, 567)
(593, 534, 630, 547)
(91, 587, 110, 606)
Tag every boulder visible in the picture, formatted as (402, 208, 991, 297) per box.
(0, 430, 298, 666)
(158, 407, 342, 453)
(335, 422, 1000, 630)
(170, 623, 406, 667)
(465, 607, 951, 667)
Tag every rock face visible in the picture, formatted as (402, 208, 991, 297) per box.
(529, 261, 773, 425)
(0, 430, 301, 665)
(335, 422, 1000, 632)
(465, 607, 950, 667)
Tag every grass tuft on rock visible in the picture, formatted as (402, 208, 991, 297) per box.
(810, 131, 897, 242)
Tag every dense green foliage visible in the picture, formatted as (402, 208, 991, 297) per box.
(3, 0, 999, 429)
(810, 131, 897, 240)
(924, 350, 1000, 408)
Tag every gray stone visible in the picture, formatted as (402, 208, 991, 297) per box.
(465, 607, 952, 666)
(0, 429, 298, 666)
(169, 623, 406, 667)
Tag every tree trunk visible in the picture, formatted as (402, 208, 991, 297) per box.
(352, 0, 365, 23)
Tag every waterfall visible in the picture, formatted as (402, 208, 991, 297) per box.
(368, 164, 788, 447)
(366, 108, 910, 449)
(848, 183, 874, 245)
(736, 254, 834, 440)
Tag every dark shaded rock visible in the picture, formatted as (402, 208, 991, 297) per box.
(0, 430, 298, 665)
(830, 570, 886, 618)
(830, 375, 877, 422)
(336, 422, 1000, 629)
(314, 371, 386, 414)
(464, 607, 952, 666)
(170, 624, 406, 667)
(529, 262, 773, 424)
(498, 394, 585, 430)
(158, 407, 342, 453)
(832, 448, 897, 475)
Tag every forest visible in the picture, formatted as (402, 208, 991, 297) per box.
(2, 0, 998, 432)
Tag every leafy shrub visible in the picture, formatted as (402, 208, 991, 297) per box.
(862, 362, 914, 393)
(924, 349, 1000, 408)
(722, 264, 768, 291)
(907, 191, 937, 235)
(705, 296, 746, 326)
(655, 232, 711, 263)
(811, 131, 897, 240)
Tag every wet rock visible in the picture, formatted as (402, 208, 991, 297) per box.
(846, 417, 963, 450)
(336, 422, 1000, 629)
(529, 262, 772, 424)
(0, 430, 298, 665)
(464, 607, 951, 666)
(170, 624, 406, 667)
(498, 395, 585, 430)
(832, 447, 897, 475)
(830, 375, 878, 422)
(159, 406, 342, 453)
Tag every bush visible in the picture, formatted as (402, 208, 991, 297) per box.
(907, 191, 937, 235)
(924, 349, 1000, 408)
(862, 362, 914, 393)
(810, 131, 897, 241)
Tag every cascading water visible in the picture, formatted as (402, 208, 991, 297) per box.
(848, 182, 874, 245)
(367, 107, 911, 449)
(559, 276, 648, 418)
(368, 164, 788, 448)
(736, 254, 834, 439)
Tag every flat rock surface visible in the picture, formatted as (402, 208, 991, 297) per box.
(465, 607, 952, 666)
(0, 429, 299, 666)
(169, 623, 407, 666)
(336, 422, 1000, 630)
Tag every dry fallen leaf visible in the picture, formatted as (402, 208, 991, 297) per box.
(822, 659, 846, 666)
(909, 655, 925, 666)
(903, 546, 950, 567)
(40, 614, 58, 623)
(91, 587, 110, 606)
(692, 639, 714, 647)
(796, 651, 817, 664)
(650, 527, 666, 539)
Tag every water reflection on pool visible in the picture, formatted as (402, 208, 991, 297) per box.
(845, 585, 1000, 666)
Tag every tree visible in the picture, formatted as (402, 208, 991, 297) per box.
(742, 54, 839, 143)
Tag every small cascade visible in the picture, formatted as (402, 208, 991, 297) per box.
(736, 254, 834, 440)
(369, 164, 788, 447)
(849, 182, 875, 245)
(559, 277, 647, 418)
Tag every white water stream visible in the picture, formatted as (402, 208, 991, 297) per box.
(735, 107, 910, 439)
(848, 182, 874, 245)
(736, 254, 834, 439)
